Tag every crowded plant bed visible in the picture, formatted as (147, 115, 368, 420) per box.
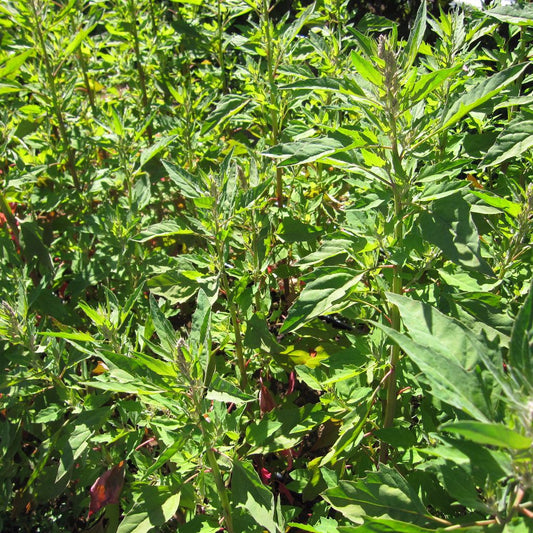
(0, 0, 532, 531)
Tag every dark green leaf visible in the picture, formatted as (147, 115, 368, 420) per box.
(281, 270, 364, 333)
(509, 279, 533, 385)
(419, 193, 494, 276)
(322, 466, 431, 526)
(440, 421, 532, 450)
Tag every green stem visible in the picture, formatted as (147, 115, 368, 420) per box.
(217, 0, 228, 93)
(382, 188, 403, 431)
(29, 0, 80, 190)
(205, 447, 234, 533)
(127, 0, 153, 143)
(196, 396, 234, 532)
(220, 268, 247, 389)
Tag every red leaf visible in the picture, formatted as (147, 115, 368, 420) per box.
(88, 461, 126, 518)
(259, 382, 276, 416)
(286, 371, 295, 395)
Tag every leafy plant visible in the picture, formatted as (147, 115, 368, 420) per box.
(0, 0, 531, 531)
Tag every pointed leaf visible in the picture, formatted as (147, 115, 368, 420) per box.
(419, 193, 494, 276)
(509, 280, 533, 386)
(132, 220, 196, 242)
(232, 460, 278, 533)
(280, 270, 364, 333)
(440, 421, 532, 450)
(402, 0, 427, 69)
(322, 466, 431, 526)
(439, 63, 528, 133)
(482, 119, 533, 168)
(373, 314, 491, 420)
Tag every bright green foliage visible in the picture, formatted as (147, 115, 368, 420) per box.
(0, 0, 532, 531)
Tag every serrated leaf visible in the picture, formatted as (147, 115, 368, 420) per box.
(162, 160, 207, 198)
(509, 280, 533, 386)
(402, 0, 427, 70)
(117, 486, 181, 533)
(373, 296, 493, 422)
(139, 135, 176, 168)
(419, 193, 494, 276)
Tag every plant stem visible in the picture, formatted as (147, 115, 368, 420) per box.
(261, 0, 282, 208)
(214, 216, 247, 388)
(220, 268, 247, 389)
(127, 0, 153, 143)
(205, 447, 234, 533)
(29, 0, 80, 190)
(217, 0, 228, 93)
(196, 394, 234, 532)
(382, 187, 403, 433)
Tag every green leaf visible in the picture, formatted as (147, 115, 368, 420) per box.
(439, 63, 528, 133)
(139, 135, 176, 168)
(322, 466, 431, 526)
(419, 193, 494, 276)
(402, 0, 427, 70)
(0, 48, 33, 78)
(486, 3, 533, 26)
(509, 280, 533, 386)
(281, 77, 376, 105)
(202, 94, 250, 134)
(470, 190, 521, 218)
(132, 220, 196, 242)
(409, 66, 460, 104)
(149, 294, 178, 361)
(280, 270, 364, 333)
(421, 458, 493, 514)
(39, 330, 95, 342)
(374, 295, 494, 422)
(440, 421, 532, 450)
(298, 238, 366, 267)
(206, 375, 254, 405)
(482, 119, 533, 168)
(264, 133, 358, 167)
(338, 517, 443, 532)
(117, 486, 181, 533)
(288, 518, 340, 532)
(231, 460, 278, 533)
(63, 24, 96, 57)
(350, 51, 382, 86)
(162, 160, 207, 198)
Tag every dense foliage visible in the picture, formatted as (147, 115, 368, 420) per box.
(1, 0, 532, 531)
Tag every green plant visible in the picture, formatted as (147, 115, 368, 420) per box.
(0, 1, 532, 531)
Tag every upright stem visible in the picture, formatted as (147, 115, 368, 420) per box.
(220, 269, 247, 389)
(215, 232, 247, 389)
(378, 37, 405, 459)
(383, 188, 403, 431)
(217, 0, 228, 93)
(204, 447, 234, 533)
(127, 0, 153, 143)
(261, 0, 283, 208)
(29, 0, 80, 190)
(196, 395, 235, 533)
